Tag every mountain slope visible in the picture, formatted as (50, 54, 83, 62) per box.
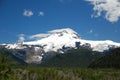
(41, 49, 103, 67)
(0, 48, 26, 65)
(1, 28, 120, 64)
(4, 28, 120, 53)
(89, 48, 120, 68)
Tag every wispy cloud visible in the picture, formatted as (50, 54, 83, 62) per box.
(94, 34, 99, 37)
(18, 34, 25, 42)
(38, 11, 44, 16)
(59, 0, 72, 3)
(29, 34, 50, 40)
(29, 28, 76, 40)
(87, 29, 99, 37)
(23, 9, 34, 17)
(86, 0, 120, 23)
(88, 29, 93, 34)
(115, 30, 118, 33)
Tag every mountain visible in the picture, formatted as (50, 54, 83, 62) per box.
(4, 28, 120, 52)
(41, 49, 103, 67)
(0, 48, 26, 65)
(89, 48, 120, 68)
(1, 28, 120, 64)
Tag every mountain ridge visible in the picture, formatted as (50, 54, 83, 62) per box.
(89, 47, 120, 68)
(0, 28, 120, 64)
(3, 28, 120, 52)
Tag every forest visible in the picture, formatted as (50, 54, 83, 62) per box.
(1, 48, 120, 80)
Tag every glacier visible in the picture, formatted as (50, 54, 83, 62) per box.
(4, 28, 120, 52)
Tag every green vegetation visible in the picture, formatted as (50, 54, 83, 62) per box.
(41, 49, 103, 67)
(0, 49, 15, 80)
(1, 65, 120, 80)
(0, 48, 26, 65)
(89, 48, 120, 68)
(1, 48, 120, 80)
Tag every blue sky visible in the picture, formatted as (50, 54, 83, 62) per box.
(0, 0, 120, 43)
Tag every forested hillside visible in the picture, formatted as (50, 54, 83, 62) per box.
(89, 48, 120, 68)
(41, 49, 103, 67)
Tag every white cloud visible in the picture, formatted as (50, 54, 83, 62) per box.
(87, 29, 99, 37)
(23, 9, 34, 17)
(18, 34, 25, 43)
(29, 34, 50, 40)
(88, 29, 93, 33)
(48, 28, 77, 34)
(38, 11, 44, 16)
(29, 28, 76, 40)
(86, 0, 120, 22)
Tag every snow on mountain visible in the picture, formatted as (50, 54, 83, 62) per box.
(2, 28, 120, 64)
(24, 28, 80, 52)
(5, 43, 26, 49)
(4, 28, 120, 52)
(80, 39, 120, 52)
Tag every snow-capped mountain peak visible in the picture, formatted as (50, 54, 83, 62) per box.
(2, 28, 120, 64)
(24, 28, 80, 52)
(4, 28, 120, 53)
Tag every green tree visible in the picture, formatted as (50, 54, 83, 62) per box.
(0, 50, 16, 80)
